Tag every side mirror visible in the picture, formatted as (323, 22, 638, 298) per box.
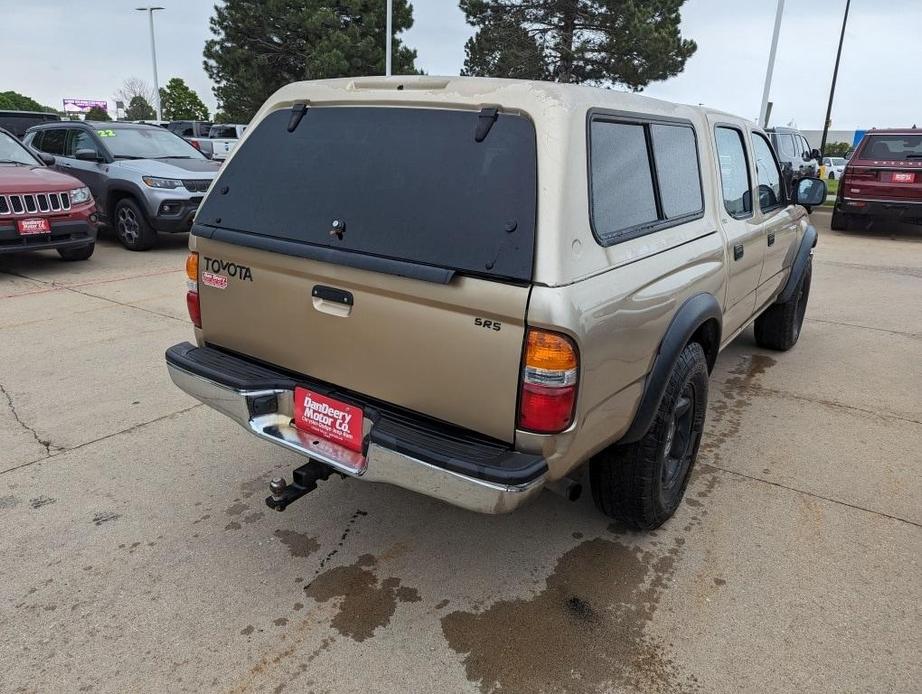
(794, 177, 827, 212)
(810, 148, 822, 161)
(75, 148, 102, 162)
(36, 151, 55, 166)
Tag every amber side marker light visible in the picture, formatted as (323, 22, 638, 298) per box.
(518, 328, 579, 434)
(185, 251, 201, 328)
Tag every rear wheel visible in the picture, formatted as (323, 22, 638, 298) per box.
(114, 198, 157, 251)
(754, 258, 812, 351)
(831, 210, 853, 231)
(590, 342, 709, 530)
(57, 243, 95, 261)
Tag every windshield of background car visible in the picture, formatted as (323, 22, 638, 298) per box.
(0, 130, 40, 165)
(198, 106, 538, 282)
(858, 135, 922, 161)
(102, 127, 206, 160)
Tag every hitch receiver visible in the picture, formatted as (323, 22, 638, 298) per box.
(265, 460, 333, 511)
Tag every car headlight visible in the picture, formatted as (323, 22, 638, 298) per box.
(142, 176, 184, 189)
(70, 186, 92, 204)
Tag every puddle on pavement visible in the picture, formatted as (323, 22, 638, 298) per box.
(303, 553, 420, 642)
(441, 537, 697, 694)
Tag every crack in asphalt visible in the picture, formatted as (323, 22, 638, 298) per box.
(701, 463, 922, 529)
(0, 403, 204, 477)
(0, 382, 56, 457)
(731, 382, 922, 428)
(805, 316, 922, 339)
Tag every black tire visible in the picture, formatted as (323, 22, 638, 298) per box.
(114, 198, 157, 251)
(827, 172, 836, 181)
(590, 342, 709, 530)
(830, 210, 852, 231)
(754, 257, 812, 351)
(57, 243, 95, 261)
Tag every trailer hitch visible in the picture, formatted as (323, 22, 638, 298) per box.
(265, 460, 334, 511)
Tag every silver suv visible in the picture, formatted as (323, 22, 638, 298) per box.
(24, 121, 220, 250)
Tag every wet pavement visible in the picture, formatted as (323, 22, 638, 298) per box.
(1, 214, 920, 693)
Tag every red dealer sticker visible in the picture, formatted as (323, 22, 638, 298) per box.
(293, 387, 364, 453)
(202, 272, 228, 289)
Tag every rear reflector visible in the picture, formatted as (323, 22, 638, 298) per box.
(185, 251, 201, 327)
(518, 328, 578, 434)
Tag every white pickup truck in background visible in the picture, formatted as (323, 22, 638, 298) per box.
(207, 124, 247, 161)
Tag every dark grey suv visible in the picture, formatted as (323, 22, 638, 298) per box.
(24, 121, 220, 250)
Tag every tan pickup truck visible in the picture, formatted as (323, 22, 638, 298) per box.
(165, 77, 825, 529)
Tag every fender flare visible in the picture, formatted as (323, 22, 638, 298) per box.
(619, 293, 722, 444)
(103, 181, 148, 220)
(777, 223, 817, 304)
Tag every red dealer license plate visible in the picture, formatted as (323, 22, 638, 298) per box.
(17, 218, 50, 235)
(293, 387, 364, 453)
(893, 172, 916, 184)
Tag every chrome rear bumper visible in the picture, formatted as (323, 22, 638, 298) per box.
(166, 358, 546, 514)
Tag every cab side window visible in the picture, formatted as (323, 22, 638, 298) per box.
(35, 128, 67, 156)
(715, 127, 752, 218)
(750, 133, 785, 212)
(589, 116, 704, 246)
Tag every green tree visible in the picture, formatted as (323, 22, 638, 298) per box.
(459, 0, 697, 89)
(85, 106, 111, 121)
(0, 90, 57, 112)
(203, 0, 420, 123)
(125, 95, 156, 120)
(824, 141, 852, 157)
(159, 78, 210, 121)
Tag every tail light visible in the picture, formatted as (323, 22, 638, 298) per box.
(185, 251, 201, 328)
(518, 328, 578, 434)
(844, 168, 876, 183)
(188, 139, 201, 151)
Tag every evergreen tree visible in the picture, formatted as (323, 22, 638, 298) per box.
(0, 91, 57, 112)
(125, 95, 156, 120)
(159, 78, 210, 121)
(84, 106, 111, 121)
(460, 0, 697, 89)
(203, 0, 419, 123)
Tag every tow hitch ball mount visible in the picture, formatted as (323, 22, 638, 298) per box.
(265, 460, 334, 511)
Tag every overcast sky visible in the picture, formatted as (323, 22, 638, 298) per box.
(3, 0, 918, 129)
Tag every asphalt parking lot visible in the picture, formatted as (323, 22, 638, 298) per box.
(1, 213, 920, 694)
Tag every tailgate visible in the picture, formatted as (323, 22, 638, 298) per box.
(844, 164, 922, 201)
(196, 238, 529, 442)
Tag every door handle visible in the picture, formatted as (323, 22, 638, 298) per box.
(312, 285, 353, 306)
(733, 244, 744, 261)
(767, 232, 776, 247)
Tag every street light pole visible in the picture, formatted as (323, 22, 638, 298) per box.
(820, 0, 852, 157)
(385, 0, 393, 77)
(136, 7, 165, 121)
(759, 0, 785, 128)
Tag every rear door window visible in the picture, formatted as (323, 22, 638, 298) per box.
(36, 128, 67, 156)
(197, 107, 538, 282)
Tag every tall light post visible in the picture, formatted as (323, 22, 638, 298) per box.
(385, 0, 393, 77)
(820, 0, 852, 157)
(759, 0, 785, 128)
(136, 7, 164, 120)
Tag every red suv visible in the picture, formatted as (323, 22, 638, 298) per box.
(0, 127, 98, 260)
(832, 128, 922, 231)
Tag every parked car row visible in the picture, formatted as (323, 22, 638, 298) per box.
(0, 127, 98, 260)
(22, 121, 221, 251)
